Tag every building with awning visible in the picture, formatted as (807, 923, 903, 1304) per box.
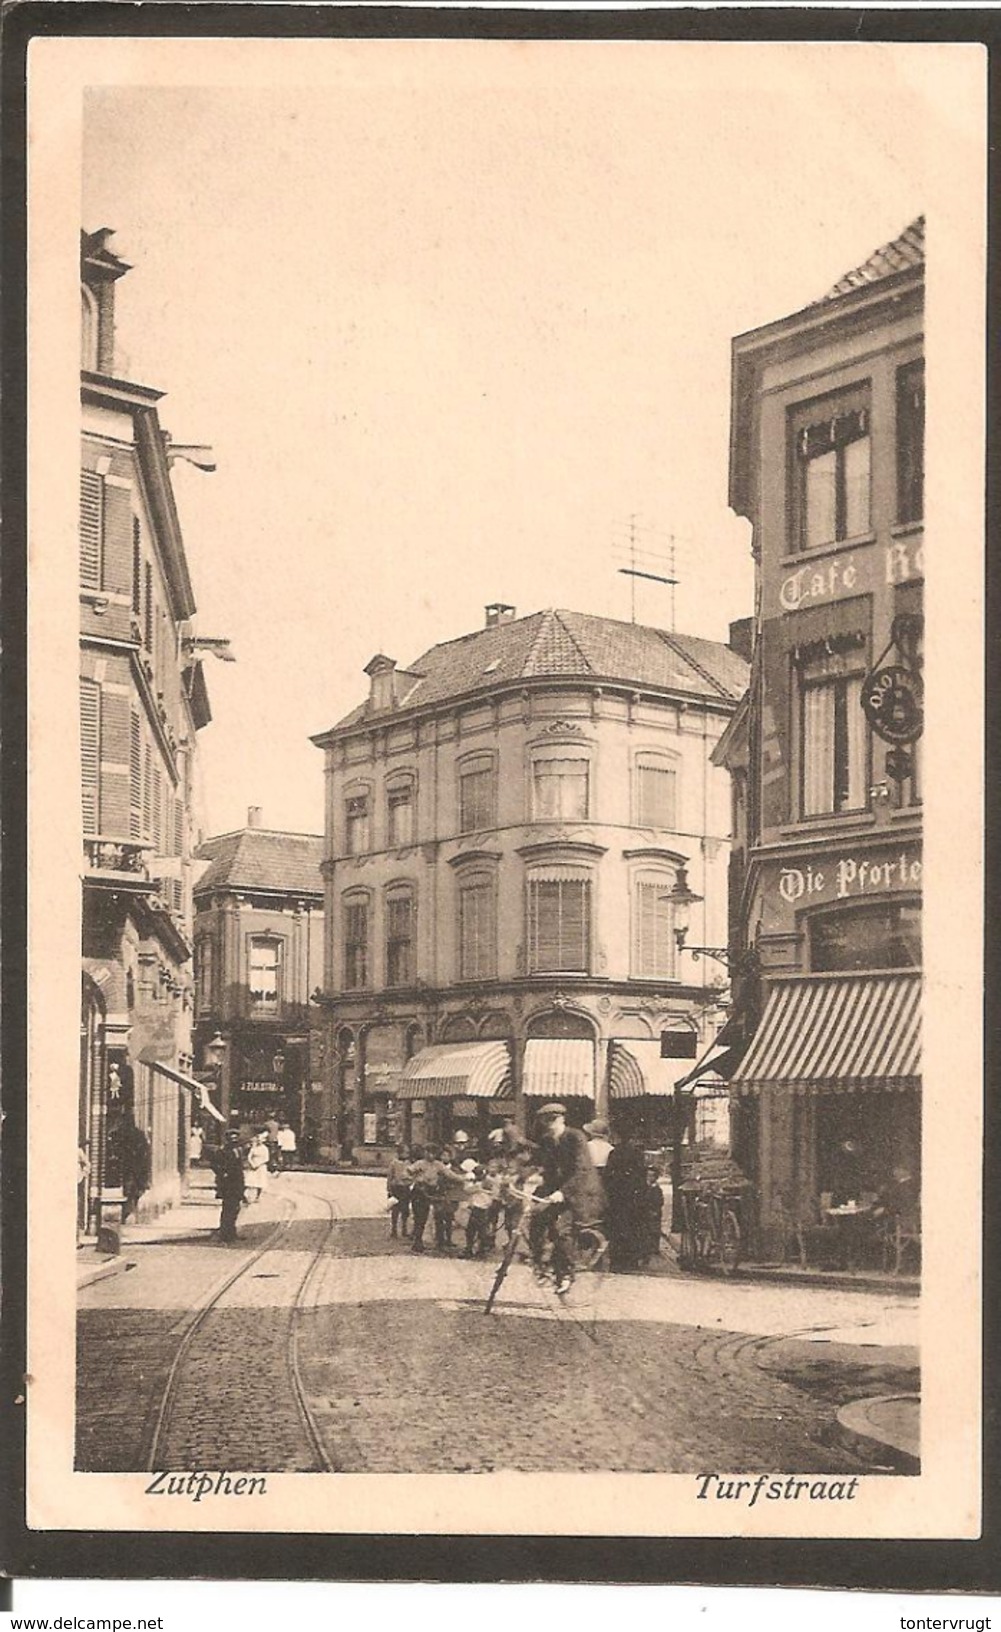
(730, 973, 920, 1097)
(723, 219, 924, 1257)
(522, 1039, 595, 1107)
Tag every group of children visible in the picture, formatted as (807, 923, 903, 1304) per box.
(386, 1131, 542, 1258)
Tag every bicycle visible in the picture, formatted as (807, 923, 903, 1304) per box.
(677, 1179, 748, 1275)
(484, 1187, 608, 1313)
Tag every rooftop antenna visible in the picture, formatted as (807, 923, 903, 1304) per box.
(613, 516, 678, 629)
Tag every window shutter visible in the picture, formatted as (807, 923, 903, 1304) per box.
(153, 766, 163, 852)
(638, 764, 677, 828)
(174, 795, 184, 857)
(171, 878, 183, 915)
(79, 471, 103, 589)
(129, 713, 142, 839)
(132, 520, 142, 615)
(142, 744, 152, 837)
(80, 678, 100, 835)
(144, 562, 153, 652)
(636, 882, 674, 978)
(530, 879, 589, 972)
(460, 882, 493, 980)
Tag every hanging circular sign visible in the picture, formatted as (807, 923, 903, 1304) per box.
(861, 665, 924, 743)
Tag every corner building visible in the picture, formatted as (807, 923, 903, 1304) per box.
(312, 605, 747, 1158)
(723, 219, 924, 1256)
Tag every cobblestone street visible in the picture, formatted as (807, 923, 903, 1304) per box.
(77, 1172, 919, 1475)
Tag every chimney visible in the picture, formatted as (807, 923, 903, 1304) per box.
(364, 653, 397, 712)
(728, 617, 754, 663)
(247, 806, 263, 829)
(485, 603, 516, 628)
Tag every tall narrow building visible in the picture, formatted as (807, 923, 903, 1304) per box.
(723, 218, 924, 1260)
(79, 229, 216, 1231)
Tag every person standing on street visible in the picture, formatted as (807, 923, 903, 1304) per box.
(216, 1131, 246, 1243)
(244, 1131, 270, 1203)
(408, 1146, 443, 1253)
(604, 1129, 647, 1271)
(277, 1120, 297, 1171)
(583, 1118, 613, 1171)
(530, 1103, 605, 1294)
(387, 1144, 412, 1239)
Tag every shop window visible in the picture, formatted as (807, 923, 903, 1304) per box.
(386, 890, 415, 987)
(458, 755, 495, 833)
(343, 897, 369, 990)
(386, 777, 415, 847)
(531, 756, 589, 822)
(80, 470, 103, 590)
(635, 753, 678, 829)
(633, 876, 676, 980)
(249, 937, 281, 1014)
(897, 359, 924, 526)
(790, 385, 871, 551)
(345, 790, 371, 855)
(527, 876, 591, 973)
(809, 902, 921, 973)
(459, 874, 496, 980)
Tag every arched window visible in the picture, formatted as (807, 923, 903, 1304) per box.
(457, 751, 496, 834)
(457, 868, 496, 981)
(248, 935, 282, 1014)
(526, 864, 592, 975)
(633, 750, 679, 830)
(530, 747, 590, 822)
(341, 891, 371, 990)
(386, 770, 416, 848)
(385, 883, 416, 987)
(632, 871, 677, 980)
(344, 781, 373, 856)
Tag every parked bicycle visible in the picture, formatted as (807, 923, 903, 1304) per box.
(677, 1177, 750, 1275)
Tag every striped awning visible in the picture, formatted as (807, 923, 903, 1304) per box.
(522, 1038, 595, 1100)
(609, 1039, 699, 1099)
(730, 973, 921, 1096)
(151, 1060, 227, 1122)
(397, 1041, 512, 1101)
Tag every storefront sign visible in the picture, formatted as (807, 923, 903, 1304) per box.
(779, 849, 922, 905)
(861, 665, 923, 743)
(885, 537, 924, 585)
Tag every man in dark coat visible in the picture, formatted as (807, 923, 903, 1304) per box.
(215, 1131, 246, 1243)
(530, 1103, 605, 1293)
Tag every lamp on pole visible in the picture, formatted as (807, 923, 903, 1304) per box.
(202, 1030, 229, 1122)
(669, 866, 732, 969)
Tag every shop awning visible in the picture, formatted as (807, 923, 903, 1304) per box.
(522, 1038, 595, 1101)
(609, 1039, 700, 1099)
(397, 1041, 512, 1101)
(730, 972, 921, 1096)
(151, 1060, 226, 1122)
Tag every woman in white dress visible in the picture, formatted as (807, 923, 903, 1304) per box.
(244, 1131, 271, 1203)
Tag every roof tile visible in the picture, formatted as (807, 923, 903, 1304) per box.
(818, 215, 924, 304)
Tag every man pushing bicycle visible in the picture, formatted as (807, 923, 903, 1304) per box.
(529, 1102, 606, 1295)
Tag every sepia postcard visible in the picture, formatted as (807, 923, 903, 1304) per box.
(20, 22, 987, 1561)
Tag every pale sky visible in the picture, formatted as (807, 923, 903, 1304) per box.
(81, 41, 942, 839)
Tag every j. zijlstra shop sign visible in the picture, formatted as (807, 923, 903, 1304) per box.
(776, 846, 921, 908)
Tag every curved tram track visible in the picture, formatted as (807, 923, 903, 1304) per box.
(145, 1178, 340, 1473)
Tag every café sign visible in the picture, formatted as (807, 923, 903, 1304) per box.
(776, 541, 924, 616)
(778, 848, 922, 905)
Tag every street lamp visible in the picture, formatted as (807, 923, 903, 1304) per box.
(669, 867, 732, 970)
(204, 1031, 227, 1070)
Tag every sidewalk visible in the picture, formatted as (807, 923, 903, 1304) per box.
(662, 1232, 920, 1298)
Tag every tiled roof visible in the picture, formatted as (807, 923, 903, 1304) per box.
(326, 609, 748, 733)
(195, 829, 323, 898)
(817, 215, 924, 303)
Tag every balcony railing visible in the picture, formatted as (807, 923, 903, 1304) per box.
(84, 837, 152, 875)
